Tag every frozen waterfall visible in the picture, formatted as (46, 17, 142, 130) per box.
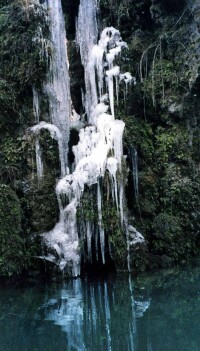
(30, 0, 142, 276)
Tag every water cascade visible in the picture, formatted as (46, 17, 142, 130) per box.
(30, 0, 144, 276)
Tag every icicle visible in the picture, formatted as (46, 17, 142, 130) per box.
(120, 72, 136, 102)
(106, 66, 120, 117)
(116, 76, 119, 106)
(76, 0, 99, 120)
(112, 120, 125, 170)
(32, 86, 43, 180)
(32, 86, 40, 123)
(31, 122, 66, 177)
(35, 138, 43, 180)
(42, 0, 71, 173)
(106, 157, 119, 211)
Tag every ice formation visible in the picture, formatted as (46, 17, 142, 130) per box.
(32, 86, 40, 123)
(31, 122, 66, 178)
(42, 0, 71, 174)
(35, 138, 43, 180)
(135, 300, 151, 318)
(128, 225, 145, 246)
(30, 0, 142, 276)
(31, 0, 71, 177)
(76, 0, 99, 121)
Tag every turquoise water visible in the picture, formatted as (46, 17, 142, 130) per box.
(0, 265, 200, 351)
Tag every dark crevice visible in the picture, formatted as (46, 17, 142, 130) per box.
(81, 233, 116, 276)
(162, 0, 186, 14)
(68, 128, 80, 165)
(62, 0, 80, 40)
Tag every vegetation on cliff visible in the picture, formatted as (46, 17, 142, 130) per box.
(100, 0, 200, 270)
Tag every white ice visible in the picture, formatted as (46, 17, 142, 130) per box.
(31, 0, 137, 275)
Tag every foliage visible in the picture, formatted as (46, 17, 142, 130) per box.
(123, 115, 154, 163)
(0, 184, 24, 276)
(0, 134, 29, 184)
(0, 0, 50, 136)
(152, 213, 184, 258)
(0, 1, 49, 88)
(155, 125, 190, 167)
(99, 0, 152, 36)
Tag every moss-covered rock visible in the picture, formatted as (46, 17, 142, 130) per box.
(25, 177, 59, 233)
(0, 184, 24, 276)
(99, 0, 200, 270)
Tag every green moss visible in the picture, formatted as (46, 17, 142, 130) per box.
(0, 184, 24, 276)
(0, 133, 29, 184)
(155, 125, 190, 166)
(0, 0, 50, 135)
(0, 1, 49, 88)
(123, 115, 154, 163)
(152, 211, 199, 261)
(22, 174, 59, 233)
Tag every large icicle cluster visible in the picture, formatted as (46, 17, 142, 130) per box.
(39, 23, 130, 274)
(30, 0, 144, 276)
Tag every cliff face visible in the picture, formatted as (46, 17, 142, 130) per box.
(0, 0, 200, 276)
(98, 0, 200, 270)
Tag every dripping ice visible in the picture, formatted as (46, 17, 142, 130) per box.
(31, 0, 144, 276)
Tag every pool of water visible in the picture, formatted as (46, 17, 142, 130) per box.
(0, 264, 200, 351)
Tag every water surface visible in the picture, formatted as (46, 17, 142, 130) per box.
(0, 264, 200, 351)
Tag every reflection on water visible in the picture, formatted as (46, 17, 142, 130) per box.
(1, 264, 200, 351)
(37, 278, 139, 351)
(40, 281, 84, 350)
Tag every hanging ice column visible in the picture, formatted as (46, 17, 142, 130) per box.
(76, 0, 99, 120)
(44, 0, 71, 173)
(75, 0, 134, 266)
(32, 0, 71, 177)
